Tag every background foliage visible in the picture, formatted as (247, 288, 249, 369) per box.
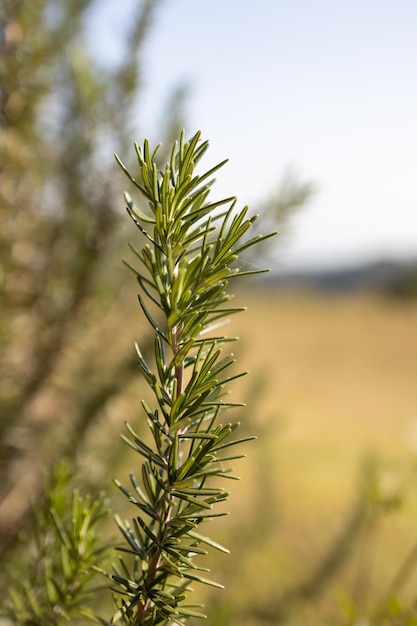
(1, 0, 178, 563)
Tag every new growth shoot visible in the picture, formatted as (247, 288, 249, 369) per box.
(107, 130, 275, 625)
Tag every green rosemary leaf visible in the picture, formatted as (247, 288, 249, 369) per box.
(217, 370, 248, 386)
(119, 434, 164, 467)
(188, 530, 230, 554)
(180, 511, 229, 521)
(137, 295, 169, 342)
(50, 508, 71, 551)
(168, 434, 180, 479)
(115, 152, 150, 199)
(171, 490, 213, 510)
(197, 158, 229, 184)
(181, 573, 224, 589)
(179, 132, 200, 180)
(163, 546, 198, 570)
(192, 134, 210, 165)
(142, 401, 170, 436)
(129, 472, 148, 503)
(175, 606, 208, 619)
(136, 516, 159, 544)
(212, 435, 257, 451)
(229, 267, 271, 278)
(124, 191, 155, 224)
(139, 161, 153, 198)
(141, 464, 157, 502)
(23, 581, 43, 616)
(233, 230, 278, 256)
(178, 432, 218, 440)
(174, 487, 227, 497)
(114, 516, 143, 556)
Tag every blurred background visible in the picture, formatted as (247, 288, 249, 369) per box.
(1, 1, 417, 624)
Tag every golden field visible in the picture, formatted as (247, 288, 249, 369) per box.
(232, 286, 417, 481)
(196, 286, 417, 625)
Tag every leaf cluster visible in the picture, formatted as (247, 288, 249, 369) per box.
(104, 131, 275, 625)
(2, 462, 110, 625)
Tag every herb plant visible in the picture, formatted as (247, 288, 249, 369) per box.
(4, 463, 109, 625)
(105, 130, 275, 625)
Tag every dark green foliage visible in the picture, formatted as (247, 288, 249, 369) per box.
(101, 131, 275, 625)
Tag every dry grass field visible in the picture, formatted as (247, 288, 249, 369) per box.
(199, 286, 417, 625)
(232, 286, 417, 478)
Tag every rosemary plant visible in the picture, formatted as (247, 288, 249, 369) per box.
(4, 462, 109, 625)
(106, 130, 275, 625)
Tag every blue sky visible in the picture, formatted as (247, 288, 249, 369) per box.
(89, 1, 417, 270)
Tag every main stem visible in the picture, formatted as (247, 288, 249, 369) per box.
(137, 504, 173, 623)
(136, 298, 183, 622)
(172, 324, 184, 396)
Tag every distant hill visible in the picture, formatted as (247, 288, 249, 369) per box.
(265, 259, 417, 298)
